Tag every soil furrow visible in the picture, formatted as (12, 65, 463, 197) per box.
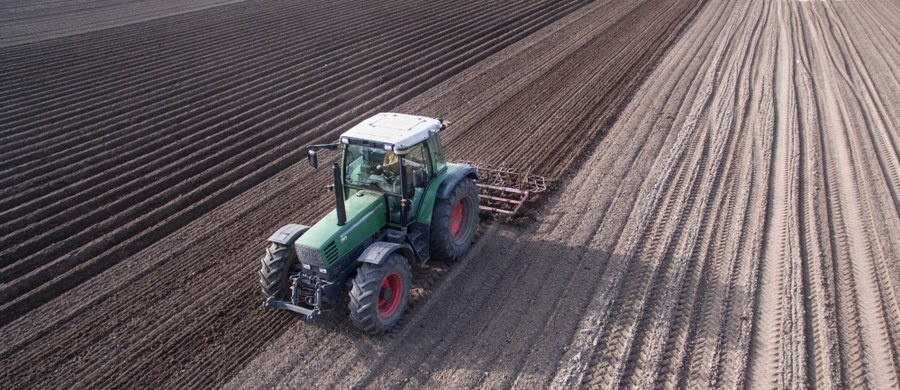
(0, 0, 464, 157)
(746, 1, 804, 387)
(0, 0, 510, 186)
(3, 0, 584, 304)
(4, 0, 899, 388)
(0, 0, 531, 240)
(803, 2, 900, 386)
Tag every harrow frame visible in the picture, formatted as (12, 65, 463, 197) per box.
(452, 161, 548, 217)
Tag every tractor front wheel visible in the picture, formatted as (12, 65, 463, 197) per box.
(349, 254, 412, 335)
(430, 178, 479, 261)
(259, 243, 297, 300)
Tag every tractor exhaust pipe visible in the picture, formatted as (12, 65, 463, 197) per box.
(332, 163, 347, 226)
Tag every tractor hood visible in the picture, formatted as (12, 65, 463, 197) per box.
(294, 190, 386, 267)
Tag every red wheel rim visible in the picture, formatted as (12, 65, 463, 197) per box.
(378, 273, 402, 317)
(450, 200, 464, 238)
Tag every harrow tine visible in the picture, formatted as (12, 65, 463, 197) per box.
(450, 160, 548, 218)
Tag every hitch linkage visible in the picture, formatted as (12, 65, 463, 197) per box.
(264, 274, 333, 320)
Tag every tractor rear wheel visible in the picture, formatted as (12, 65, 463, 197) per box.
(349, 253, 412, 335)
(430, 178, 479, 261)
(259, 243, 297, 300)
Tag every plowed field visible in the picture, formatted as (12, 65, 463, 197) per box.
(2, 0, 899, 388)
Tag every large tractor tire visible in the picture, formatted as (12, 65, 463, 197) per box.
(349, 253, 412, 335)
(430, 178, 479, 261)
(259, 243, 298, 300)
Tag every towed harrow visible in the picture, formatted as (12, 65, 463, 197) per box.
(452, 161, 548, 218)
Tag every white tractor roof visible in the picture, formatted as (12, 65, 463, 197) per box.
(340, 112, 442, 152)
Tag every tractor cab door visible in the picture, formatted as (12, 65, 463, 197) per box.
(386, 143, 432, 225)
(403, 143, 433, 219)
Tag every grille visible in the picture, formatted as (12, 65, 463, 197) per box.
(295, 244, 324, 267)
(323, 241, 338, 264)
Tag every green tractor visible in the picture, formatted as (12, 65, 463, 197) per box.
(260, 112, 480, 334)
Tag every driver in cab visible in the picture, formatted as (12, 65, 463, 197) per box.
(377, 149, 423, 197)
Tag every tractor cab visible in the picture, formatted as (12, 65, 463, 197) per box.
(339, 114, 447, 224)
(309, 113, 448, 227)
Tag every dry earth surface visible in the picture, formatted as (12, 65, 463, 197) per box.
(1, 0, 899, 388)
(0, 0, 247, 48)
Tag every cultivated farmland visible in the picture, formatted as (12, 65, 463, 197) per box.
(1, 0, 899, 388)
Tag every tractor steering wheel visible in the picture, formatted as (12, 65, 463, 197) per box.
(373, 164, 396, 182)
(382, 170, 397, 184)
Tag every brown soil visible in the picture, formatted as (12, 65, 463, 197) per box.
(0, 0, 248, 48)
(2, 0, 899, 388)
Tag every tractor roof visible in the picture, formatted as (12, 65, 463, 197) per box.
(340, 112, 442, 153)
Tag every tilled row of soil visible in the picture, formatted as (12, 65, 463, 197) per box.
(11, 0, 894, 387)
(540, 0, 900, 388)
(229, 0, 900, 388)
(0, 0, 707, 387)
(0, 0, 247, 48)
(0, 0, 594, 325)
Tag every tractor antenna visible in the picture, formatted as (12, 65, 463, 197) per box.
(391, 96, 400, 112)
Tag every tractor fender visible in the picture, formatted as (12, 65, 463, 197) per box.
(267, 224, 310, 246)
(436, 166, 478, 199)
(358, 241, 417, 265)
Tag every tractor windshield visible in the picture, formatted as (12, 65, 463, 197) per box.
(343, 144, 403, 194)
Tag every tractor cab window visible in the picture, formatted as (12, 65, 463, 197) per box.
(404, 143, 431, 180)
(403, 143, 432, 218)
(343, 144, 401, 194)
(388, 143, 430, 199)
(344, 143, 432, 225)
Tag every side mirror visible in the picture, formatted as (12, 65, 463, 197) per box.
(306, 143, 339, 169)
(413, 168, 427, 188)
(308, 149, 318, 169)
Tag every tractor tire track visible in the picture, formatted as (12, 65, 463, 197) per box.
(0, 0, 592, 325)
(4, 0, 900, 388)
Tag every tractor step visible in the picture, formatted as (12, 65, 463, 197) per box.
(454, 161, 548, 218)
